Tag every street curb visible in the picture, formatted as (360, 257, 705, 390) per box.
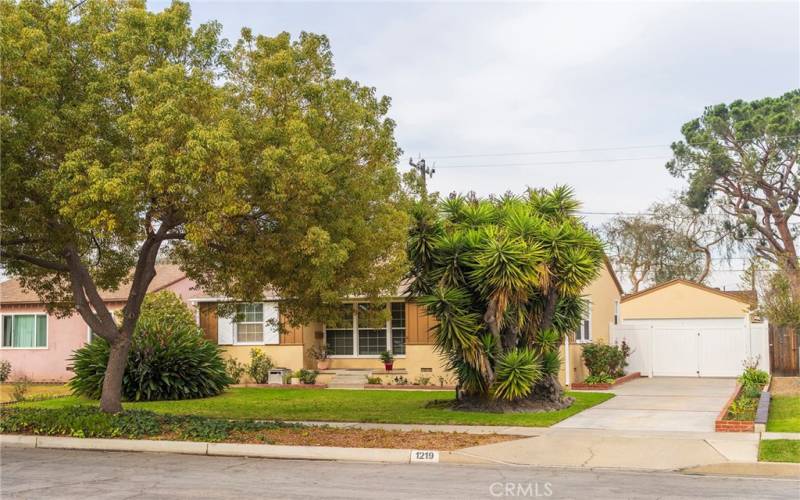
(0, 434, 416, 464)
(681, 461, 800, 478)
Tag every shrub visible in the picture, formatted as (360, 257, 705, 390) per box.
(738, 360, 769, 399)
(584, 374, 614, 385)
(307, 345, 329, 361)
(296, 369, 318, 384)
(379, 350, 394, 364)
(493, 348, 542, 401)
(224, 358, 247, 384)
(0, 407, 298, 441)
(70, 291, 231, 401)
(246, 349, 274, 384)
(12, 376, 30, 402)
(414, 375, 431, 386)
(365, 375, 383, 385)
(0, 360, 11, 382)
(581, 342, 629, 379)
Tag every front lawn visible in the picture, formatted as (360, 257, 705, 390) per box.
(759, 439, 800, 463)
(766, 396, 800, 432)
(15, 387, 613, 427)
(0, 383, 71, 403)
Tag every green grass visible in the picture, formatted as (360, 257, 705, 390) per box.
(759, 439, 800, 463)
(0, 383, 71, 403)
(15, 388, 613, 427)
(766, 396, 800, 432)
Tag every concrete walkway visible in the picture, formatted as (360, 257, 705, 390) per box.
(555, 377, 736, 432)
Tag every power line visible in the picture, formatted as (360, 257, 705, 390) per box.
(435, 156, 670, 169)
(430, 144, 669, 160)
(427, 133, 800, 161)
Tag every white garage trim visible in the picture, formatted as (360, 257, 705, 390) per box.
(611, 318, 769, 377)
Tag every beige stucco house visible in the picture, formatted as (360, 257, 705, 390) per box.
(1, 259, 623, 386)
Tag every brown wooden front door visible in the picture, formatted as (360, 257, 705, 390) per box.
(769, 324, 799, 376)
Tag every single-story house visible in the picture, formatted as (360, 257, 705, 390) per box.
(614, 279, 769, 377)
(0, 259, 623, 386)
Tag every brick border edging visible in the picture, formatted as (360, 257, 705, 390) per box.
(364, 385, 457, 391)
(715, 383, 755, 432)
(570, 371, 641, 390)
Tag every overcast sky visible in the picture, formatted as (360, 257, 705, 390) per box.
(155, 0, 799, 289)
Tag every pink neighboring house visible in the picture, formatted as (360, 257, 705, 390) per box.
(0, 265, 204, 382)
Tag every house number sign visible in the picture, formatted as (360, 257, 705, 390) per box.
(411, 450, 439, 463)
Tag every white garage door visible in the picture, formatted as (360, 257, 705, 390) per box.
(612, 318, 768, 377)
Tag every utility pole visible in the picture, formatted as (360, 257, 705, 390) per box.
(409, 156, 435, 194)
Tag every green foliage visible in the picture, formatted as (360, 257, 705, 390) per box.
(493, 348, 542, 401)
(307, 345, 329, 361)
(365, 375, 383, 385)
(666, 91, 799, 296)
(70, 292, 231, 401)
(414, 375, 432, 386)
(581, 342, 630, 379)
(246, 349, 274, 384)
(0, 360, 11, 383)
(379, 351, 395, 364)
(296, 369, 318, 385)
(224, 358, 247, 385)
(727, 397, 758, 421)
(408, 188, 603, 403)
(584, 374, 615, 385)
(12, 376, 30, 402)
(739, 361, 769, 399)
(0, 0, 408, 409)
(0, 406, 297, 442)
(760, 272, 800, 328)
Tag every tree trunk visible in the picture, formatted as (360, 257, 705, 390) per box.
(99, 333, 132, 413)
(530, 373, 564, 403)
(538, 289, 559, 332)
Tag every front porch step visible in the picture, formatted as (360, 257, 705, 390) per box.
(327, 370, 372, 388)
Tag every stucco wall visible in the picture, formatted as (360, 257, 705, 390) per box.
(0, 303, 116, 382)
(559, 261, 622, 385)
(621, 282, 749, 320)
(0, 277, 202, 382)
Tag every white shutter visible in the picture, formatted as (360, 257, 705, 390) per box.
(217, 307, 234, 345)
(263, 302, 280, 345)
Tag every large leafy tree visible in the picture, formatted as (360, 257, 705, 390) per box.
(407, 187, 603, 406)
(667, 90, 799, 299)
(0, 0, 407, 412)
(602, 200, 734, 292)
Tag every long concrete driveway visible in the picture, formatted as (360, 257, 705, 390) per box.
(555, 377, 736, 432)
(454, 377, 761, 470)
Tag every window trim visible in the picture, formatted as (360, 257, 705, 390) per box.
(1, 313, 48, 350)
(233, 303, 266, 346)
(575, 301, 592, 344)
(325, 302, 407, 358)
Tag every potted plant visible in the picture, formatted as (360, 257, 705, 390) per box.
(380, 350, 394, 371)
(308, 345, 331, 370)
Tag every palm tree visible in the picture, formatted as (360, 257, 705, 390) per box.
(408, 187, 603, 406)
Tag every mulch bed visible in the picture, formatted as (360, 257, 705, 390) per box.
(224, 427, 522, 450)
(363, 385, 457, 391)
(770, 377, 800, 396)
(427, 396, 575, 413)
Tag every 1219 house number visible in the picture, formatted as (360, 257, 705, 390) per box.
(411, 450, 439, 463)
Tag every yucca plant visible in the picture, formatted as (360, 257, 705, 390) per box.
(407, 187, 603, 407)
(71, 292, 231, 401)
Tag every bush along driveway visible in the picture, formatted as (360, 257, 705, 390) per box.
(14, 387, 613, 427)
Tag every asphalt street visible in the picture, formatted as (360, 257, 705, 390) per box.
(1, 447, 798, 499)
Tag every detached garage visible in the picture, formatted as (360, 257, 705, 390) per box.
(613, 279, 769, 377)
